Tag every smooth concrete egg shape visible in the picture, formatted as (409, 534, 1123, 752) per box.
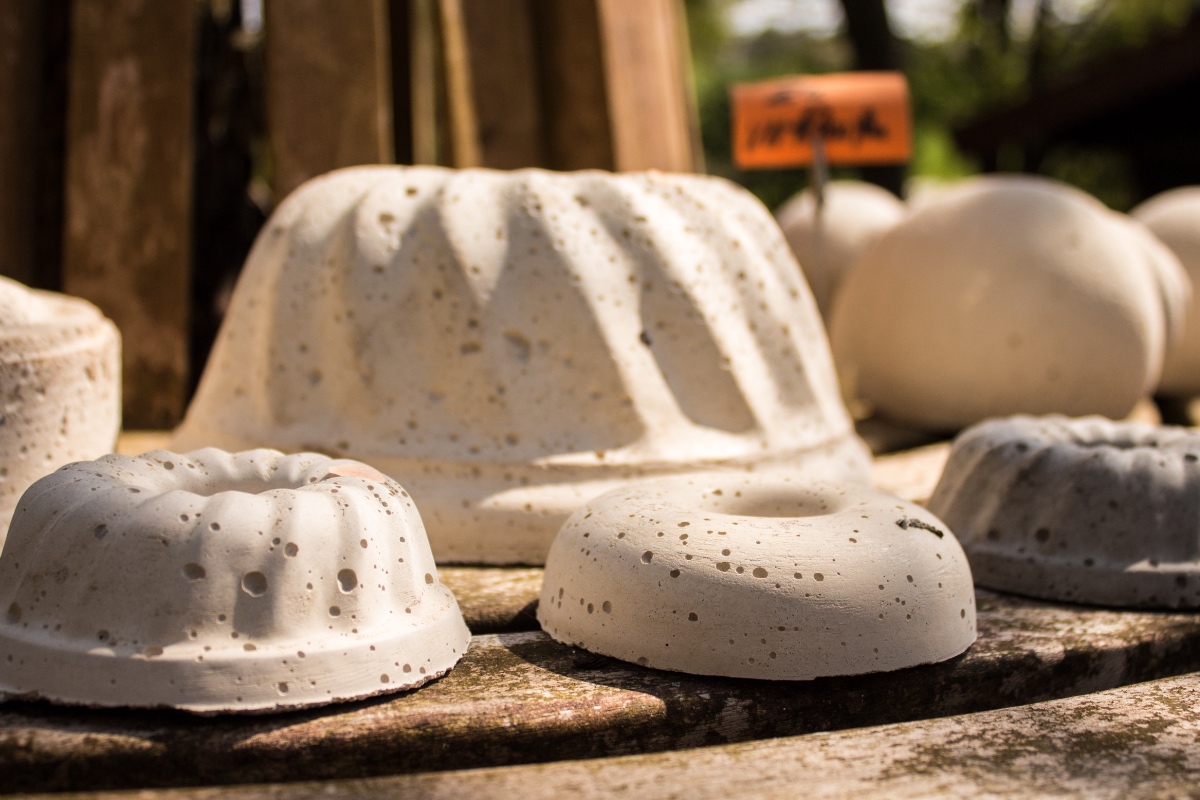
(0, 448, 470, 713)
(830, 175, 1176, 431)
(776, 180, 906, 320)
(928, 415, 1200, 609)
(1133, 187, 1200, 396)
(0, 276, 120, 542)
(538, 473, 976, 680)
(1111, 213, 1191, 352)
(172, 167, 870, 564)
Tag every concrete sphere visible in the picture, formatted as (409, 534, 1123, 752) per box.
(1134, 187, 1200, 396)
(830, 175, 1171, 430)
(776, 181, 906, 320)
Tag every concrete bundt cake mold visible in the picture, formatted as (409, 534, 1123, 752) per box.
(0, 448, 470, 713)
(775, 180, 906, 320)
(929, 415, 1200, 609)
(172, 166, 870, 564)
(0, 276, 120, 541)
(1133, 187, 1200, 396)
(830, 175, 1185, 431)
(538, 473, 976, 679)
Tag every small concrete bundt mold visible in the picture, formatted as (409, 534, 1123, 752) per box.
(830, 175, 1183, 430)
(928, 415, 1200, 609)
(0, 448, 470, 713)
(776, 180, 906, 320)
(538, 473, 976, 679)
(0, 276, 120, 541)
(172, 167, 871, 564)
(1133, 187, 1200, 396)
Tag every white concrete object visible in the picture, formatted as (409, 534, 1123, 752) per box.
(830, 175, 1179, 430)
(1111, 213, 1190, 351)
(173, 167, 871, 564)
(0, 276, 120, 542)
(929, 415, 1200, 608)
(0, 448, 470, 713)
(1133, 187, 1200, 396)
(538, 473, 976, 679)
(776, 180, 906, 320)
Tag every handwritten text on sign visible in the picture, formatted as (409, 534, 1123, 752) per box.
(732, 72, 911, 169)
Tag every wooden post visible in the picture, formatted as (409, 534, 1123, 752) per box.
(449, 0, 546, 169)
(62, 0, 197, 428)
(0, 1, 43, 287)
(0, 1, 68, 290)
(528, 0, 697, 172)
(263, 0, 394, 199)
(595, 0, 697, 172)
(437, 0, 481, 167)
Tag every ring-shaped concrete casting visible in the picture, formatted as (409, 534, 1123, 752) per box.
(0, 449, 470, 714)
(930, 415, 1200, 608)
(538, 473, 976, 679)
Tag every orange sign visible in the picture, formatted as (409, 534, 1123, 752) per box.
(732, 72, 911, 169)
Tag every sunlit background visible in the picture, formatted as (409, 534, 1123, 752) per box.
(688, 0, 1200, 209)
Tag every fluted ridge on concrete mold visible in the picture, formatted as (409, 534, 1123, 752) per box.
(0, 448, 470, 713)
(173, 167, 870, 564)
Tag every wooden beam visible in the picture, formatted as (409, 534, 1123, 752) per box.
(529, 0, 697, 173)
(405, 0, 442, 165)
(263, 0, 394, 199)
(453, 0, 545, 168)
(0, 1, 45, 287)
(8, 589, 1200, 792)
(62, 0, 197, 427)
(388, 0, 415, 164)
(0, 0, 68, 291)
(436, 0, 480, 167)
(595, 0, 697, 172)
(530, 0, 614, 170)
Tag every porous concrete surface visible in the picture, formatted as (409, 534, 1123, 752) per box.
(172, 166, 870, 564)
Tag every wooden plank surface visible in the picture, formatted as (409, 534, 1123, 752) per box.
(870, 441, 950, 505)
(62, 0, 196, 428)
(5, 589, 1200, 793)
(264, 0, 393, 199)
(125, 670, 1200, 800)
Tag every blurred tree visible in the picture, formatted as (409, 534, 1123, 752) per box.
(684, 0, 1200, 210)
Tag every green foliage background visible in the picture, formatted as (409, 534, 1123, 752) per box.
(684, 0, 1200, 211)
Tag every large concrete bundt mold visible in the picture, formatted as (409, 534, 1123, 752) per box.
(172, 167, 871, 564)
(0, 448, 470, 713)
(0, 276, 120, 541)
(830, 175, 1183, 431)
(1133, 187, 1200, 396)
(775, 180, 906, 320)
(538, 473, 976, 680)
(929, 415, 1200, 609)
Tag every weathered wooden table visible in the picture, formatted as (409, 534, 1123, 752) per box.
(4, 430, 1199, 797)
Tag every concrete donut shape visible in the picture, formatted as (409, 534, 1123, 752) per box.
(0, 448, 470, 714)
(929, 415, 1200, 609)
(538, 474, 976, 680)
